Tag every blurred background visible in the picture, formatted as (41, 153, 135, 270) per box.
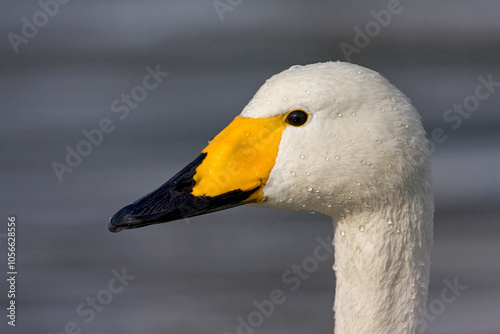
(1, 1, 499, 333)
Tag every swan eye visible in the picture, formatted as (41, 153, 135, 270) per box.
(285, 110, 308, 126)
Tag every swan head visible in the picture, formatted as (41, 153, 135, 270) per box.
(109, 61, 430, 231)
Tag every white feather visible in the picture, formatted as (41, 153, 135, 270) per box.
(242, 62, 433, 334)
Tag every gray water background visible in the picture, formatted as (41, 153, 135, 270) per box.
(1, 1, 499, 333)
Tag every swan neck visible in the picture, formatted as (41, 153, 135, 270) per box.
(331, 196, 433, 334)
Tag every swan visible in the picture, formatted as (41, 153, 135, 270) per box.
(109, 61, 434, 334)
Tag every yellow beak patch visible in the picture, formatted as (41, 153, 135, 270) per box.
(191, 115, 288, 202)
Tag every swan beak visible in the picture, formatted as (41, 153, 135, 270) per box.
(109, 115, 287, 232)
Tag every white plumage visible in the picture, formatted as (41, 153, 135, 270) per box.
(244, 62, 434, 334)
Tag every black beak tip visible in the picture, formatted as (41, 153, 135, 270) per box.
(108, 205, 135, 233)
(107, 154, 261, 233)
(108, 219, 125, 233)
